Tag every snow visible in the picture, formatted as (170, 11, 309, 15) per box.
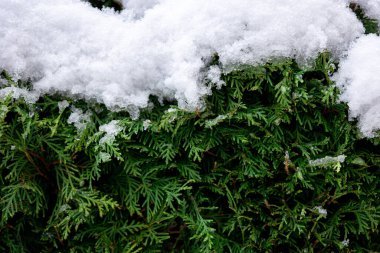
(142, 119, 151, 130)
(341, 239, 350, 247)
(205, 115, 227, 128)
(352, 0, 380, 25)
(99, 152, 112, 162)
(58, 100, 70, 113)
(0, 87, 40, 104)
(309, 155, 346, 167)
(206, 66, 225, 89)
(98, 120, 124, 145)
(0, 0, 364, 118)
(0, 78, 7, 87)
(314, 206, 328, 216)
(121, 0, 159, 18)
(67, 107, 92, 132)
(334, 35, 380, 137)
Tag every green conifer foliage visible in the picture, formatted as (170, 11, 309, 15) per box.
(1, 53, 380, 252)
(1, 3, 380, 252)
(87, 0, 123, 11)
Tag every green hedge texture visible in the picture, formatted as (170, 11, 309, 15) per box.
(1, 53, 380, 252)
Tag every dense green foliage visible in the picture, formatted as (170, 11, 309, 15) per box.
(1, 2, 380, 252)
(87, 0, 123, 11)
(1, 52, 380, 252)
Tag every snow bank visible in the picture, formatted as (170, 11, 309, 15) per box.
(0, 0, 363, 117)
(334, 35, 380, 137)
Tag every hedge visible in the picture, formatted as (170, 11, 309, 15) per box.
(1, 2, 379, 253)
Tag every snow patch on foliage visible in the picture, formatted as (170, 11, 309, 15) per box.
(142, 119, 151, 130)
(334, 35, 380, 137)
(205, 115, 227, 128)
(353, 0, 380, 24)
(341, 239, 350, 247)
(314, 206, 328, 216)
(0, 78, 7, 87)
(58, 100, 70, 113)
(99, 152, 112, 163)
(0, 87, 40, 104)
(68, 107, 92, 132)
(99, 120, 124, 145)
(206, 66, 225, 89)
(0, 0, 364, 117)
(309, 155, 346, 167)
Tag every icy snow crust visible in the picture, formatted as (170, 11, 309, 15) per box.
(0, 0, 364, 117)
(334, 35, 380, 137)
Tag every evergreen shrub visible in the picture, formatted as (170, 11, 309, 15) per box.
(1, 2, 380, 252)
(1, 53, 380, 252)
